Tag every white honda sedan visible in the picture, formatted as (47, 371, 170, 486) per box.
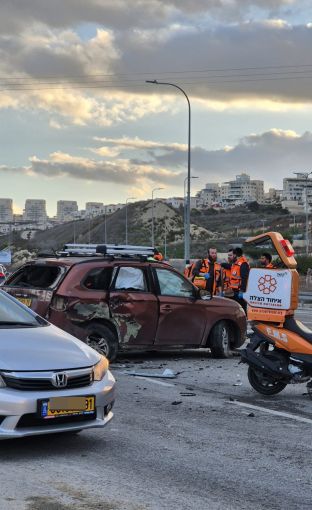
(0, 290, 115, 439)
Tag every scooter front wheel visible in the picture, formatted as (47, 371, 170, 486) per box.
(248, 367, 287, 396)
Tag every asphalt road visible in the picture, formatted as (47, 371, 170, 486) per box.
(0, 310, 312, 510)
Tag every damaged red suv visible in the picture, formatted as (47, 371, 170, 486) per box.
(3, 245, 246, 361)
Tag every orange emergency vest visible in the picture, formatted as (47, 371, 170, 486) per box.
(230, 256, 249, 290)
(184, 263, 195, 280)
(222, 267, 232, 291)
(154, 252, 164, 261)
(193, 259, 221, 294)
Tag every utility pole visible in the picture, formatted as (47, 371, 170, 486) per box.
(151, 187, 164, 246)
(104, 206, 107, 244)
(125, 197, 136, 245)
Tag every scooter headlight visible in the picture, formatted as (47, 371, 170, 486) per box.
(93, 356, 109, 381)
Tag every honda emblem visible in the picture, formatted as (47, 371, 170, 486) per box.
(52, 372, 68, 388)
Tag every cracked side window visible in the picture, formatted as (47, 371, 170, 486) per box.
(156, 268, 194, 297)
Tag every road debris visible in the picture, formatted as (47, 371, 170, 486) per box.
(123, 368, 177, 379)
(233, 374, 242, 386)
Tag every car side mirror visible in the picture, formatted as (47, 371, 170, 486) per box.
(200, 290, 213, 300)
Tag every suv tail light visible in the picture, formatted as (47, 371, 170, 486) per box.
(50, 295, 68, 311)
(280, 239, 295, 257)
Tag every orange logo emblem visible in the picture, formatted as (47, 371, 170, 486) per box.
(258, 275, 277, 295)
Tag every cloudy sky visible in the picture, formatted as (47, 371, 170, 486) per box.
(1, 0, 312, 215)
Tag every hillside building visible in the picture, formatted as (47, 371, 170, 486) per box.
(0, 198, 13, 223)
(220, 173, 264, 208)
(85, 202, 104, 217)
(57, 200, 78, 222)
(196, 183, 220, 208)
(23, 199, 47, 223)
(282, 174, 312, 213)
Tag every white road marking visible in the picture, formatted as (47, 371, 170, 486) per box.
(228, 400, 312, 425)
(133, 376, 175, 387)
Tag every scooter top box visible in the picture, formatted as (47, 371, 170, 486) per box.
(244, 232, 299, 324)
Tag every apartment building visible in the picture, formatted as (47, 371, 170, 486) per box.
(196, 183, 220, 208)
(196, 174, 264, 209)
(85, 202, 104, 217)
(23, 199, 47, 223)
(57, 200, 78, 222)
(0, 198, 13, 222)
(282, 174, 312, 213)
(220, 173, 264, 207)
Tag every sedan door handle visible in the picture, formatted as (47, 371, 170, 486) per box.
(161, 305, 172, 313)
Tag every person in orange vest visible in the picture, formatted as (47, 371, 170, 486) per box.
(153, 248, 164, 261)
(222, 248, 234, 294)
(230, 247, 250, 312)
(184, 260, 194, 280)
(192, 247, 222, 295)
(259, 252, 275, 269)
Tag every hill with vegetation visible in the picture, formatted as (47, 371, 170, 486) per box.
(2, 200, 303, 259)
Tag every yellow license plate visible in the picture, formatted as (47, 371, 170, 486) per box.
(40, 396, 95, 419)
(17, 297, 32, 307)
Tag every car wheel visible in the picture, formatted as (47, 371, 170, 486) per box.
(209, 320, 233, 358)
(248, 366, 287, 395)
(85, 323, 118, 361)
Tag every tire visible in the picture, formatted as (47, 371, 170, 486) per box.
(248, 366, 287, 396)
(85, 323, 118, 361)
(209, 320, 233, 358)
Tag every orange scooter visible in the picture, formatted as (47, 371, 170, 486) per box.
(240, 232, 312, 397)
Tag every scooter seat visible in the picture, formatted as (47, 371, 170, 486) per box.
(284, 317, 312, 344)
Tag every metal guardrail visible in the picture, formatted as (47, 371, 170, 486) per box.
(299, 292, 312, 302)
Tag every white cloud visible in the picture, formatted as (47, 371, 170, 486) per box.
(0, 8, 310, 127)
(0, 1, 298, 35)
(2, 129, 312, 193)
(147, 129, 312, 187)
(0, 151, 181, 187)
(93, 136, 187, 152)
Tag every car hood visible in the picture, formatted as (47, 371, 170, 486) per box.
(0, 324, 100, 371)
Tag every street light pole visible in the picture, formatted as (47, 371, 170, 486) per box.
(125, 197, 136, 245)
(104, 206, 107, 244)
(261, 219, 266, 233)
(184, 176, 198, 251)
(151, 187, 164, 246)
(146, 80, 191, 262)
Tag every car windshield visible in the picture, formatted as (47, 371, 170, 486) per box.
(0, 291, 41, 327)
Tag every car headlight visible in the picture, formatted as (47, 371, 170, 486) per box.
(93, 356, 109, 381)
(0, 375, 6, 388)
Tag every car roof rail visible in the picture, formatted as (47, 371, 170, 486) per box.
(60, 243, 155, 258)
